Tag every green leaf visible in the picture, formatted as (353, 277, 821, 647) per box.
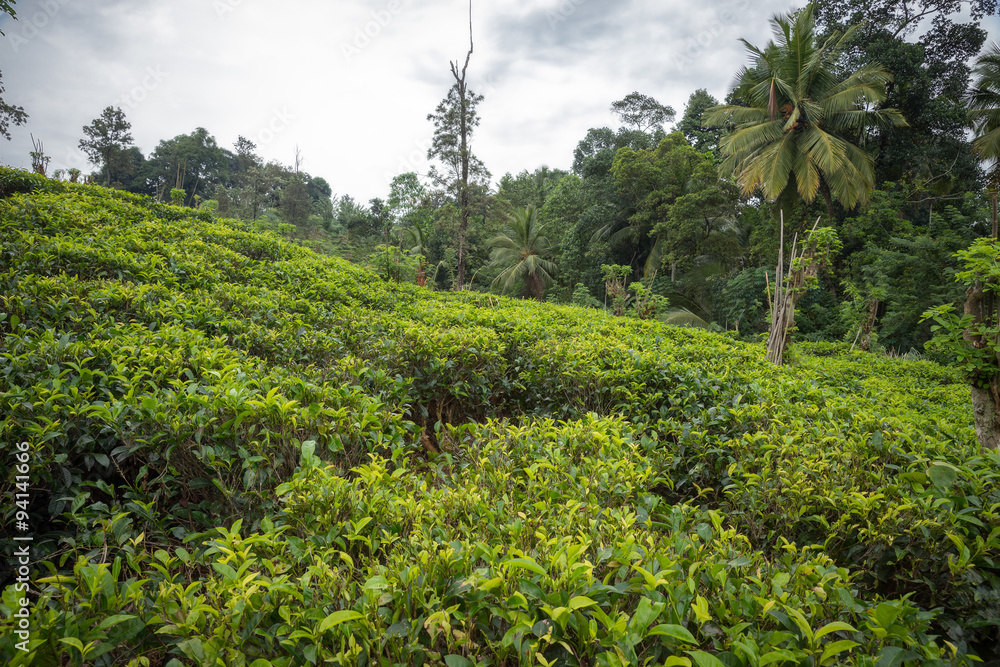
(445, 656, 473, 667)
(875, 646, 920, 667)
(631, 596, 661, 630)
(785, 606, 813, 643)
(212, 562, 237, 581)
(568, 595, 597, 611)
(84, 642, 116, 660)
(362, 575, 389, 592)
(820, 640, 860, 665)
(760, 650, 796, 667)
(503, 557, 547, 577)
(814, 621, 856, 641)
(58, 637, 85, 654)
(898, 472, 926, 485)
(648, 623, 697, 644)
(177, 638, 205, 661)
(318, 609, 364, 634)
(690, 595, 712, 623)
(98, 614, 138, 629)
(300, 439, 317, 466)
(928, 463, 958, 491)
(687, 651, 726, 667)
(870, 431, 884, 450)
(873, 602, 900, 629)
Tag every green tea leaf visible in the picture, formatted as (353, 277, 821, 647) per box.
(687, 650, 726, 667)
(814, 621, 857, 641)
(177, 638, 205, 661)
(875, 646, 920, 667)
(318, 610, 364, 634)
(648, 623, 697, 644)
(928, 463, 958, 491)
(503, 557, 547, 577)
(58, 637, 85, 654)
(873, 602, 901, 629)
(568, 596, 598, 611)
(898, 472, 926, 485)
(760, 650, 797, 667)
(820, 640, 860, 665)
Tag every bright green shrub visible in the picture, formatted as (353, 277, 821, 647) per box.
(0, 175, 996, 663)
(2, 421, 962, 665)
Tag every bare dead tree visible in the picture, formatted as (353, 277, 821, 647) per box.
(766, 213, 825, 364)
(29, 134, 49, 175)
(451, 0, 473, 290)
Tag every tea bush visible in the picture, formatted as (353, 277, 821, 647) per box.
(0, 173, 997, 664)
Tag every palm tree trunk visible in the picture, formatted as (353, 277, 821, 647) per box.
(819, 177, 835, 224)
(992, 190, 997, 240)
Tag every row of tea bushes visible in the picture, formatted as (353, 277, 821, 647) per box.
(0, 172, 997, 662)
(2, 418, 957, 666)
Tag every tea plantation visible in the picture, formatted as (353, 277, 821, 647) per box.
(1, 170, 998, 665)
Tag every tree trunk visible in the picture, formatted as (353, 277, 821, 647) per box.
(457, 82, 469, 290)
(964, 278, 1000, 451)
(766, 214, 823, 364)
(970, 383, 1000, 451)
(992, 190, 997, 240)
(819, 177, 834, 225)
(451, 1, 473, 291)
(859, 297, 879, 351)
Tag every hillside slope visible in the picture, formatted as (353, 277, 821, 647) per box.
(1, 172, 997, 665)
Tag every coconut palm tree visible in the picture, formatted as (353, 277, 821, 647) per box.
(968, 42, 1000, 236)
(703, 5, 906, 220)
(488, 206, 557, 300)
(954, 43, 1000, 450)
(401, 224, 430, 257)
(969, 43, 1000, 173)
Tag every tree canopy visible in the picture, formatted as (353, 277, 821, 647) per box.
(79, 106, 134, 188)
(703, 6, 907, 217)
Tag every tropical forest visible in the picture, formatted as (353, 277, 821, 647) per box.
(1, 0, 999, 665)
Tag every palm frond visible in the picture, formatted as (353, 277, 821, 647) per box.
(969, 44, 1000, 170)
(488, 205, 556, 298)
(708, 5, 900, 213)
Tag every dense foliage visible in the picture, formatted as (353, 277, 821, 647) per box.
(17, 3, 991, 366)
(1, 172, 997, 665)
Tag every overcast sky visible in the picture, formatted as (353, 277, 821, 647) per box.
(2, 0, 999, 203)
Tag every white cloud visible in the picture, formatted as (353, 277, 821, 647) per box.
(1, 0, 995, 201)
